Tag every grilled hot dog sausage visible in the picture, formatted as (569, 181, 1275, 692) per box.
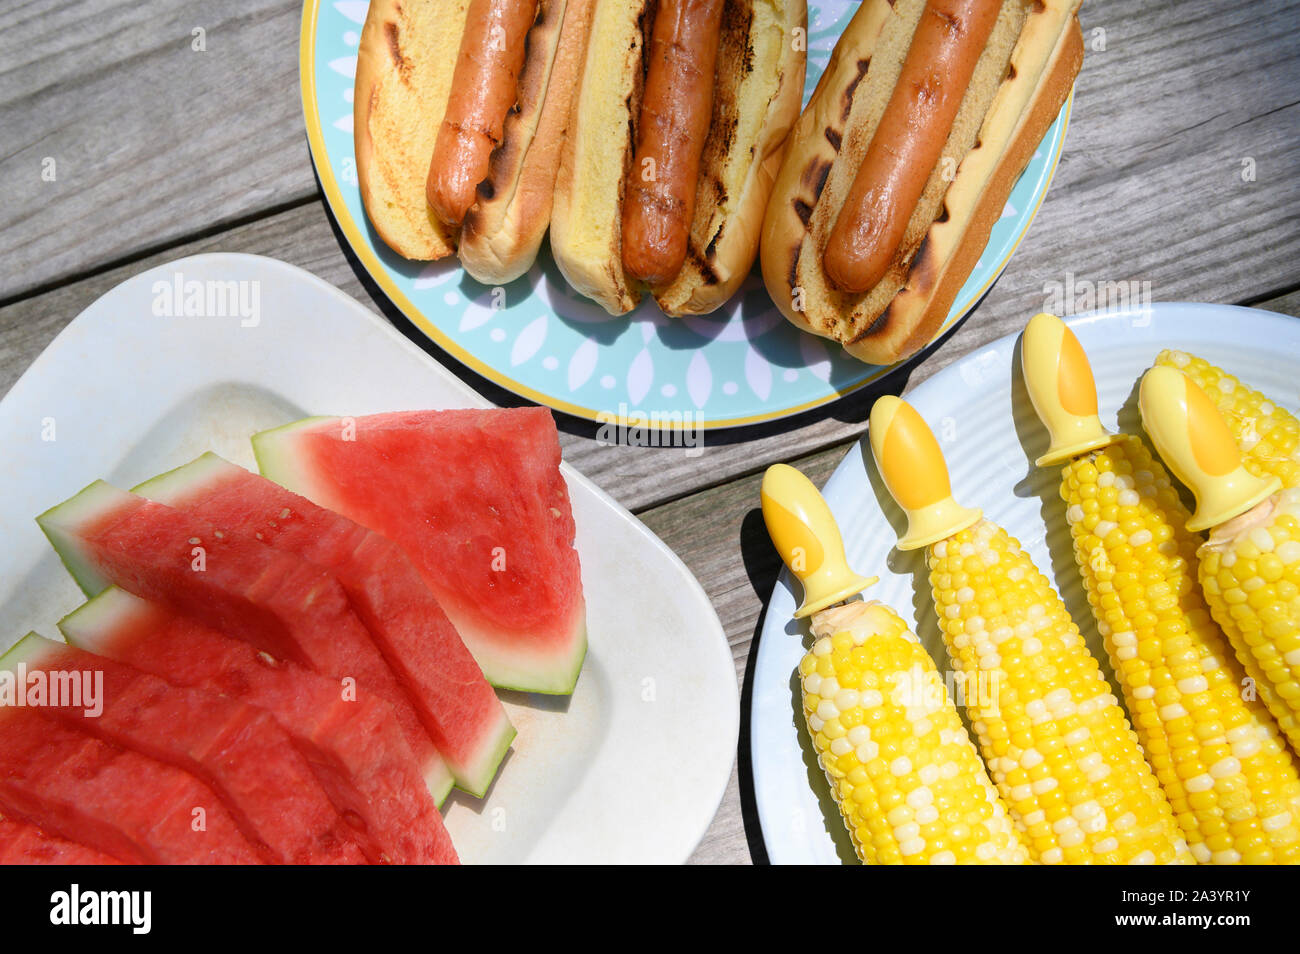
(426, 0, 541, 228)
(823, 0, 1002, 295)
(620, 0, 728, 287)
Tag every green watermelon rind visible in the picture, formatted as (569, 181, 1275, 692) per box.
(252, 416, 588, 695)
(250, 417, 339, 506)
(132, 451, 516, 797)
(130, 452, 233, 501)
(36, 480, 129, 598)
(0, 633, 60, 673)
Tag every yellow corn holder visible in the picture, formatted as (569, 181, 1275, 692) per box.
(866, 397, 981, 550)
(1139, 365, 1281, 531)
(760, 464, 877, 617)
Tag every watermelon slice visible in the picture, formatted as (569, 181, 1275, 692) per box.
(254, 408, 587, 694)
(59, 588, 458, 865)
(1, 633, 367, 865)
(0, 817, 123, 865)
(132, 453, 514, 796)
(0, 705, 261, 864)
(36, 480, 454, 804)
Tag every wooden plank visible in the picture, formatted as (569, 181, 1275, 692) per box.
(0, 0, 311, 301)
(661, 288, 1300, 862)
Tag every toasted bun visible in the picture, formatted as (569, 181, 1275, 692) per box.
(761, 0, 1083, 365)
(549, 0, 650, 315)
(552, 0, 808, 317)
(458, 0, 597, 285)
(654, 0, 807, 316)
(354, 0, 469, 261)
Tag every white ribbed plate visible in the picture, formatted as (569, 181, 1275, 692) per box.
(751, 303, 1300, 865)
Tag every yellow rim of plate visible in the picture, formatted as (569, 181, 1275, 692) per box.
(298, 2, 1073, 431)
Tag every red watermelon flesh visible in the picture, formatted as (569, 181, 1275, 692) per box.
(59, 587, 457, 865)
(3, 633, 367, 865)
(0, 817, 124, 864)
(134, 453, 514, 797)
(37, 480, 453, 804)
(254, 408, 587, 694)
(0, 708, 261, 865)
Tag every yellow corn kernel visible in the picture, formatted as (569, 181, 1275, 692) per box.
(1060, 436, 1300, 863)
(1201, 489, 1300, 758)
(928, 519, 1193, 864)
(1156, 349, 1300, 490)
(801, 601, 1028, 864)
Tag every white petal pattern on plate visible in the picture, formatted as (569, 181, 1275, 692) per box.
(568, 338, 599, 392)
(687, 352, 712, 409)
(332, 115, 353, 133)
(745, 349, 772, 401)
(799, 334, 832, 382)
(334, 0, 368, 23)
(628, 349, 654, 406)
(511, 315, 548, 367)
(412, 261, 459, 289)
(328, 56, 356, 78)
(459, 299, 494, 333)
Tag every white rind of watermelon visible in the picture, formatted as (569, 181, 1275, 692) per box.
(36, 481, 125, 597)
(253, 414, 588, 695)
(0, 632, 60, 674)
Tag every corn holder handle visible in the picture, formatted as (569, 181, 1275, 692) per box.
(1021, 312, 1118, 466)
(759, 464, 877, 618)
(1139, 366, 1280, 531)
(867, 396, 981, 550)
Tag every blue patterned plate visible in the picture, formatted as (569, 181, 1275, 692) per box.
(300, 1, 1072, 428)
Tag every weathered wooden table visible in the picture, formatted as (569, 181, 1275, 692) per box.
(2, 0, 1297, 863)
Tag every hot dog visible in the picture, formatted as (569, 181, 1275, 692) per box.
(823, 0, 1003, 294)
(551, 0, 807, 316)
(760, 0, 1083, 365)
(354, 0, 470, 261)
(426, 0, 541, 228)
(356, 0, 592, 272)
(621, 0, 728, 287)
(458, 0, 598, 285)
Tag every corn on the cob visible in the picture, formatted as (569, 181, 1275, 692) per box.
(1060, 438, 1300, 863)
(927, 520, 1190, 863)
(1155, 349, 1300, 490)
(761, 462, 1028, 865)
(870, 394, 1192, 864)
(1021, 313, 1300, 863)
(1141, 366, 1300, 769)
(1198, 489, 1300, 750)
(801, 601, 1030, 864)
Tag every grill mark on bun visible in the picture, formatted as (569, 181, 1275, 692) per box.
(825, 127, 842, 151)
(384, 21, 407, 77)
(842, 58, 871, 124)
(793, 198, 814, 227)
(686, 244, 721, 285)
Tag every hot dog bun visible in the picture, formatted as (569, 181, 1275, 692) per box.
(761, 0, 1083, 365)
(354, 0, 469, 261)
(551, 0, 807, 317)
(458, 0, 596, 284)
